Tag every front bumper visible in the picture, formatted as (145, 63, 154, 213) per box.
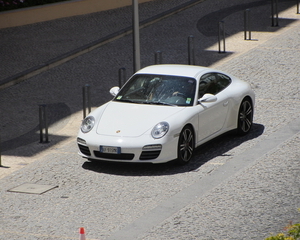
(77, 131, 179, 163)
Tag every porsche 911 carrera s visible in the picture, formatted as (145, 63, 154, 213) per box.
(77, 64, 255, 164)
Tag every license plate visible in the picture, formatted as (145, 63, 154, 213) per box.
(100, 146, 121, 154)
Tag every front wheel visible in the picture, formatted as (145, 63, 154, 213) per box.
(176, 126, 194, 164)
(237, 98, 253, 135)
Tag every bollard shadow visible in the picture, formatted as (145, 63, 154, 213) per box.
(197, 0, 297, 37)
(82, 123, 265, 176)
(197, 51, 234, 68)
(193, 0, 297, 66)
(1, 102, 71, 156)
(137, 0, 299, 68)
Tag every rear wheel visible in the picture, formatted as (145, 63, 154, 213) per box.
(176, 126, 194, 164)
(237, 98, 253, 135)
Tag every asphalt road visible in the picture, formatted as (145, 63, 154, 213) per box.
(0, 0, 300, 239)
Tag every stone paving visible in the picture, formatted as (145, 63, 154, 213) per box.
(140, 133, 300, 240)
(0, 0, 299, 239)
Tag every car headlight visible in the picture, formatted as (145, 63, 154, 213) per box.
(81, 116, 95, 133)
(151, 122, 169, 139)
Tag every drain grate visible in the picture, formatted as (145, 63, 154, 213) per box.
(8, 183, 58, 194)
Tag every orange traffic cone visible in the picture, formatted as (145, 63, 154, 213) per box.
(79, 227, 86, 240)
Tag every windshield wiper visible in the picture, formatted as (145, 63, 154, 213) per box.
(116, 99, 139, 104)
(116, 99, 176, 106)
(148, 101, 176, 106)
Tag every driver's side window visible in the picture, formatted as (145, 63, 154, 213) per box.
(198, 73, 231, 98)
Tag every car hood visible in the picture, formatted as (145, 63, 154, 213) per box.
(96, 101, 185, 137)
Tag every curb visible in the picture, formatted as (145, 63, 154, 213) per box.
(0, 0, 152, 29)
(0, 0, 205, 90)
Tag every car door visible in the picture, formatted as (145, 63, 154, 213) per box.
(197, 72, 231, 141)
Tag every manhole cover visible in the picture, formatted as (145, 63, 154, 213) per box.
(8, 183, 58, 194)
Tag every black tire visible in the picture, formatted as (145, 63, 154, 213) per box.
(237, 97, 253, 135)
(176, 126, 195, 164)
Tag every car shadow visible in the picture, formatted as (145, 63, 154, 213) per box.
(82, 123, 265, 176)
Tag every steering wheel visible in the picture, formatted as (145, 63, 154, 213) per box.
(173, 92, 187, 98)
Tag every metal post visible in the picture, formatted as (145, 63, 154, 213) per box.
(297, 0, 300, 14)
(82, 86, 86, 119)
(271, 0, 274, 26)
(244, 9, 251, 40)
(271, 0, 279, 27)
(0, 135, 9, 168)
(44, 105, 49, 143)
(275, 0, 279, 26)
(0, 135, 2, 167)
(82, 84, 91, 119)
(155, 51, 162, 64)
(218, 21, 226, 53)
(133, 0, 141, 72)
(39, 104, 49, 143)
(188, 35, 195, 65)
(39, 105, 44, 143)
(87, 85, 91, 114)
(118, 68, 126, 87)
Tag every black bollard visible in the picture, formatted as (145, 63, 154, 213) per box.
(244, 9, 251, 40)
(39, 104, 49, 143)
(119, 68, 126, 88)
(188, 35, 195, 65)
(0, 135, 2, 167)
(271, 0, 279, 27)
(82, 84, 91, 119)
(155, 51, 163, 65)
(218, 21, 226, 53)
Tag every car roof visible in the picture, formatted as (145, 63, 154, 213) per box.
(135, 64, 212, 79)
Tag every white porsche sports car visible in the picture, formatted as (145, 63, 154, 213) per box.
(77, 64, 255, 164)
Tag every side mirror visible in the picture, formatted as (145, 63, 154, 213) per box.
(198, 93, 217, 103)
(109, 86, 120, 97)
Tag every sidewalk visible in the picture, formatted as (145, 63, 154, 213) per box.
(0, 0, 153, 29)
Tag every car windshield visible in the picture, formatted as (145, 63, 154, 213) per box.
(114, 74, 196, 106)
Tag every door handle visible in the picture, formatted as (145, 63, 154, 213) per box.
(223, 101, 229, 107)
